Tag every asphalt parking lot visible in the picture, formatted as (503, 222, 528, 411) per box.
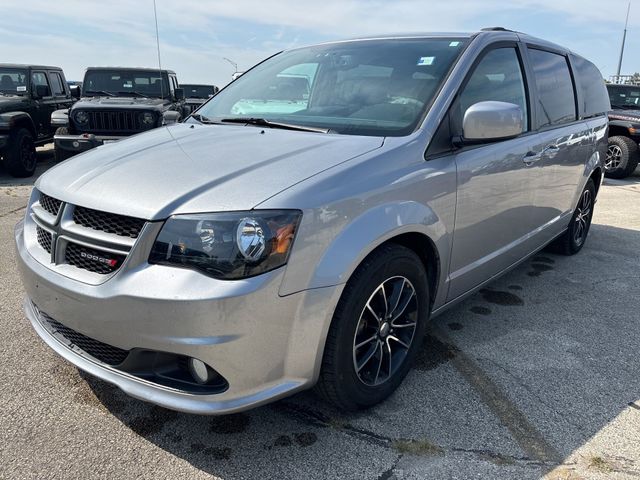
(1, 148, 639, 479)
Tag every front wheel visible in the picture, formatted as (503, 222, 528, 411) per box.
(549, 179, 596, 255)
(316, 244, 429, 411)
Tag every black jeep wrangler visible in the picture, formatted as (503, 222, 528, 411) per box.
(180, 84, 219, 114)
(53, 67, 187, 161)
(0, 64, 77, 177)
(606, 83, 640, 178)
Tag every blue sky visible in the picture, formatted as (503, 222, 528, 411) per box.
(1, 0, 639, 88)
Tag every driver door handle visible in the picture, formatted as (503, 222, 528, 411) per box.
(523, 145, 559, 165)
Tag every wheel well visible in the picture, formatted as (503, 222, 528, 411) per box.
(385, 232, 440, 308)
(590, 167, 603, 197)
(12, 117, 35, 137)
(608, 126, 630, 138)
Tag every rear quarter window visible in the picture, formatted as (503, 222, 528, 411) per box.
(570, 55, 610, 117)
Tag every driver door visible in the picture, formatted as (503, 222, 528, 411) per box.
(31, 71, 56, 140)
(447, 45, 536, 300)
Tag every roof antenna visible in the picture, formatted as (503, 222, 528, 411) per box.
(153, 0, 164, 99)
(616, 1, 631, 76)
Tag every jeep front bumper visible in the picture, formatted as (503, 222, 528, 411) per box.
(54, 133, 125, 154)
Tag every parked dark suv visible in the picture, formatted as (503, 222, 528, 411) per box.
(52, 67, 186, 161)
(0, 64, 76, 177)
(180, 84, 219, 114)
(606, 83, 640, 178)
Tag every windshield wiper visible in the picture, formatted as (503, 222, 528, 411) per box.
(85, 90, 114, 97)
(612, 104, 639, 110)
(118, 91, 149, 98)
(220, 117, 329, 133)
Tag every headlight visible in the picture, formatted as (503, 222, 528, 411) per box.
(149, 210, 301, 279)
(140, 112, 155, 126)
(74, 111, 88, 125)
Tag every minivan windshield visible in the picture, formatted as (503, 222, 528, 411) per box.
(195, 38, 469, 136)
(0, 68, 28, 96)
(82, 70, 170, 98)
(607, 85, 640, 109)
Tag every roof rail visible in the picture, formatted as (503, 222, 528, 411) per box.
(481, 27, 512, 32)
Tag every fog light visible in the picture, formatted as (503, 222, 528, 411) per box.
(188, 358, 213, 384)
(72, 141, 80, 148)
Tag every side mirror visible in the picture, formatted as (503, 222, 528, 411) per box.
(174, 88, 184, 101)
(32, 84, 50, 99)
(51, 108, 69, 127)
(69, 85, 81, 99)
(162, 110, 181, 125)
(462, 101, 523, 143)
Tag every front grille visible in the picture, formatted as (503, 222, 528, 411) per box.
(186, 102, 202, 113)
(36, 226, 52, 253)
(65, 243, 126, 275)
(40, 193, 62, 217)
(40, 312, 129, 365)
(82, 110, 143, 133)
(73, 206, 145, 239)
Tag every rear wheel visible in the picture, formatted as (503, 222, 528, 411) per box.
(3, 128, 37, 178)
(605, 136, 639, 179)
(550, 179, 596, 255)
(316, 244, 430, 411)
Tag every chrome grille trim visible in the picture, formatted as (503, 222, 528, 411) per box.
(28, 190, 149, 281)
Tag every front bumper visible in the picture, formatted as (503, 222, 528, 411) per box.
(54, 133, 125, 154)
(15, 219, 342, 414)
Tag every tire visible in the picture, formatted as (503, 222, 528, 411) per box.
(605, 136, 639, 179)
(316, 244, 430, 411)
(549, 179, 596, 256)
(3, 128, 37, 178)
(53, 127, 73, 163)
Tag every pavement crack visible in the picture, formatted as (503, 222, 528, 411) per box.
(0, 205, 26, 218)
(483, 358, 586, 433)
(275, 401, 556, 469)
(273, 402, 391, 447)
(377, 454, 403, 480)
(432, 325, 563, 465)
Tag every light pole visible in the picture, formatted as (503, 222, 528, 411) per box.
(617, 1, 631, 76)
(223, 57, 239, 75)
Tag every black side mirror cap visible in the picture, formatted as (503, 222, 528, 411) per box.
(174, 88, 184, 101)
(69, 85, 81, 99)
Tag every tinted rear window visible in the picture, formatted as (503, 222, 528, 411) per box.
(529, 49, 576, 128)
(571, 55, 609, 117)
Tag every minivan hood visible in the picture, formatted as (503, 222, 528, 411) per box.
(37, 124, 384, 219)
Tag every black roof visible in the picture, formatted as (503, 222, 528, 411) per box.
(0, 63, 63, 70)
(85, 66, 176, 75)
(180, 84, 216, 87)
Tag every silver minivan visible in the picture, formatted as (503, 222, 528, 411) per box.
(15, 28, 609, 414)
